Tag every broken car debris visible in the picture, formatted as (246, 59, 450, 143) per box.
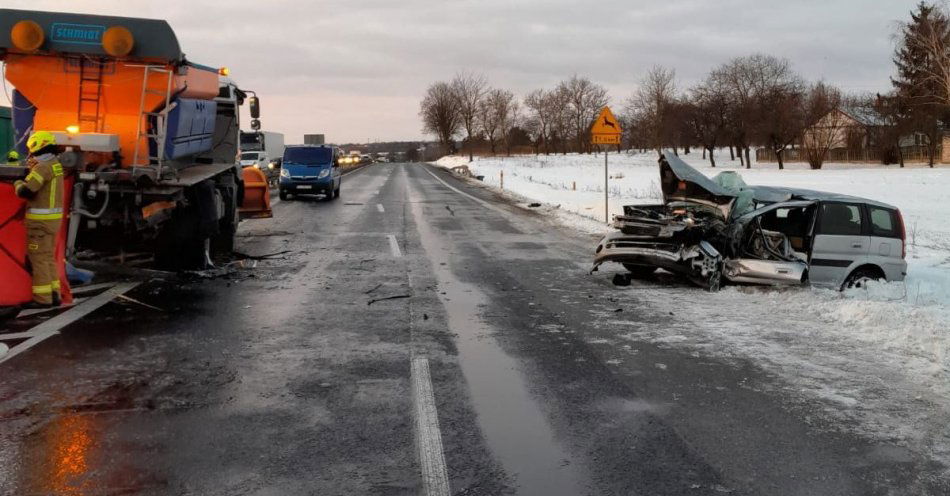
(593, 152, 908, 291)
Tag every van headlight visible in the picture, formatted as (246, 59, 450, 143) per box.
(280, 168, 290, 178)
(318, 169, 330, 179)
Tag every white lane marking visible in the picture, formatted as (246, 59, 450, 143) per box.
(71, 282, 117, 295)
(420, 165, 507, 215)
(0, 331, 39, 341)
(16, 297, 88, 318)
(411, 357, 451, 496)
(388, 234, 402, 257)
(377, 203, 385, 213)
(0, 282, 140, 365)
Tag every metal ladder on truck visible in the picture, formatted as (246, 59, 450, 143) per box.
(77, 57, 105, 132)
(132, 65, 175, 177)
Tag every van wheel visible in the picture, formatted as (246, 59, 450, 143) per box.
(842, 267, 884, 290)
(279, 190, 288, 201)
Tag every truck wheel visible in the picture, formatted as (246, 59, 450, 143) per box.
(155, 213, 207, 270)
(212, 174, 238, 255)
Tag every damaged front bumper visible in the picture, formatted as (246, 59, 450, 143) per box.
(593, 232, 807, 287)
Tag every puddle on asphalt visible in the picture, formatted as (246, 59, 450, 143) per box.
(409, 184, 585, 495)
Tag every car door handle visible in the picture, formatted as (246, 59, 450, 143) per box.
(851, 243, 863, 248)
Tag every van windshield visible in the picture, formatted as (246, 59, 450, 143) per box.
(284, 147, 332, 165)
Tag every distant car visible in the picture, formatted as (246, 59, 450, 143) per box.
(278, 145, 342, 201)
(593, 152, 908, 291)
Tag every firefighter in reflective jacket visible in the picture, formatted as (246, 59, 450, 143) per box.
(13, 131, 64, 308)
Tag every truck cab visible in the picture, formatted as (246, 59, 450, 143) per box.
(278, 145, 342, 201)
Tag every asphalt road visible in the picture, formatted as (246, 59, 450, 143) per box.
(1, 163, 947, 495)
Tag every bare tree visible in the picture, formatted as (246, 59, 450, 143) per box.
(451, 72, 488, 162)
(625, 66, 677, 155)
(478, 88, 503, 155)
(753, 60, 807, 169)
(712, 55, 787, 168)
(549, 84, 573, 154)
(559, 75, 609, 153)
(524, 89, 551, 154)
(495, 90, 520, 156)
(875, 92, 913, 166)
(802, 82, 846, 170)
(419, 81, 460, 155)
(685, 77, 730, 167)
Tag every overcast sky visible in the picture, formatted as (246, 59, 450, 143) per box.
(4, 1, 922, 144)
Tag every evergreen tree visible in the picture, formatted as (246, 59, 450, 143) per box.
(892, 2, 950, 166)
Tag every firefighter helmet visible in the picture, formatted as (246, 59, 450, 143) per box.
(26, 131, 56, 154)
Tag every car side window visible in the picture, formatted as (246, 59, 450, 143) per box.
(869, 207, 898, 237)
(817, 203, 863, 236)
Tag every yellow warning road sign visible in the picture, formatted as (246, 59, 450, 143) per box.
(590, 107, 622, 145)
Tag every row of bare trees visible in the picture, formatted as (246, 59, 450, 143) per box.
(624, 56, 854, 170)
(420, 73, 610, 159)
(420, 3, 950, 169)
(420, 73, 523, 161)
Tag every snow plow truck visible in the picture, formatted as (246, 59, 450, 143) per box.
(0, 9, 272, 271)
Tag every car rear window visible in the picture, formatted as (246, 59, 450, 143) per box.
(869, 207, 900, 238)
(817, 203, 862, 236)
(240, 152, 260, 160)
(284, 147, 332, 165)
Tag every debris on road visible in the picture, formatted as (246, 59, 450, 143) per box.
(367, 294, 411, 305)
(115, 294, 165, 312)
(364, 283, 383, 294)
(232, 250, 293, 260)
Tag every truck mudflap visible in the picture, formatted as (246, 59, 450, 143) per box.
(239, 166, 272, 219)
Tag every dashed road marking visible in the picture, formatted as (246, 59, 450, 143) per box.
(388, 234, 402, 257)
(0, 282, 140, 365)
(377, 203, 385, 213)
(411, 357, 451, 496)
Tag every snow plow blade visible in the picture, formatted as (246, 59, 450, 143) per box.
(239, 167, 273, 219)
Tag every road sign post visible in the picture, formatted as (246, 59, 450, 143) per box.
(590, 107, 622, 224)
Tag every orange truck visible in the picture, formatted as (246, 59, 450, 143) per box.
(0, 9, 271, 271)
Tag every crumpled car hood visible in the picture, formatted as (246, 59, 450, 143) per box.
(659, 152, 735, 217)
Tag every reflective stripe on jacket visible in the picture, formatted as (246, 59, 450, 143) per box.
(20, 158, 65, 221)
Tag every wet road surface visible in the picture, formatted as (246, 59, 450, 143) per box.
(1, 163, 947, 495)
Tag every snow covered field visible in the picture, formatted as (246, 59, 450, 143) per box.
(435, 151, 950, 470)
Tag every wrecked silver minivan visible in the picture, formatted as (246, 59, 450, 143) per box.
(592, 152, 908, 291)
